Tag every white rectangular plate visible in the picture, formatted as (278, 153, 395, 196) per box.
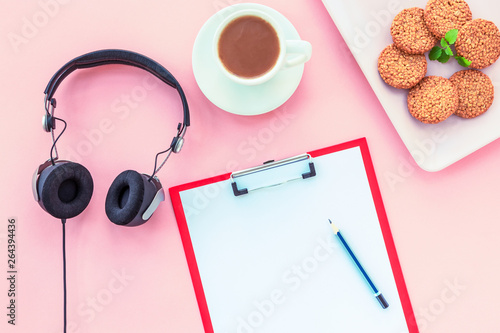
(322, 0, 499, 171)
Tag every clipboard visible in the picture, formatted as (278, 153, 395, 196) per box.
(170, 138, 419, 333)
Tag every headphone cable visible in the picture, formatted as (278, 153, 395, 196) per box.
(50, 117, 68, 165)
(149, 122, 186, 180)
(61, 218, 67, 333)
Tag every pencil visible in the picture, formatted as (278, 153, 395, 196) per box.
(329, 219, 389, 309)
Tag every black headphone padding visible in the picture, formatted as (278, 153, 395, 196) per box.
(105, 170, 157, 226)
(38, 162, 94, 219)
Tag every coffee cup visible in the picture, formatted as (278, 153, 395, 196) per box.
(213, 9, 312, 86)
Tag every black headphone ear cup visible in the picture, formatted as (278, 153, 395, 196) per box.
(38, 162, 94, 219)
(105, 170, 157, 226)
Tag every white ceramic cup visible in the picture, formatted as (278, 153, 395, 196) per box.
(213, 9, 312, 86)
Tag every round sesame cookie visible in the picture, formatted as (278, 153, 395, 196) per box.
(391, 7, 438, 54)
(407, 76, 458, 124)
(449, 70, 494, 118)
(424, 0, 472, 38)
(455, 19, 500, 69)
(378, 44, 427, 89)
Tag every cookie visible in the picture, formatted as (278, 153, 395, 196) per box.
(449, 70, 494, 118)
(378, 44, 427, 89)
(407, 76, 458, 124)
(391, 7, 438, 54)
(455, 19, 500, 69)
(424, 0, 472, 38)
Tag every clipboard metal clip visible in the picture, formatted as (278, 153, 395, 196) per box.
(230, 154, 316, 196)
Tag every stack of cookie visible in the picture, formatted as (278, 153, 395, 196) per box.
(378, 0, 499, 124)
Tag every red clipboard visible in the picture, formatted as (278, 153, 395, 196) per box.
(170, 138, 419, 333)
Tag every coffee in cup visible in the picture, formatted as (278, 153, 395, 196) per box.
(218, 15, 280, 79)
(213, 9, 312, 86)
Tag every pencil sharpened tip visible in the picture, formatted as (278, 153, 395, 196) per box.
(329, 220, 339, 234)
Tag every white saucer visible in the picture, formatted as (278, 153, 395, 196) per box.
(192, 3, 306, 116)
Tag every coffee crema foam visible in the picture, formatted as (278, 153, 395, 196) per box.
(218, 15, 280, 78)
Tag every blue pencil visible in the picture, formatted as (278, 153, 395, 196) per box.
(329, 219, 389, 309)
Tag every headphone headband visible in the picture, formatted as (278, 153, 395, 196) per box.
(42, 49, 190, 183)
(44, 49, 190, 126)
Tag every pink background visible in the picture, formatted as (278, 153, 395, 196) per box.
(1, 0, 499, 332)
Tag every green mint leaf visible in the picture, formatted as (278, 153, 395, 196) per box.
(429, 46, 443, 60)
(445, 29, 458, 44)
(445, 45, 454, 56)
(440, 38, 449, 49)
(457, 56, 472, 67)
(437, 52, 451, 63)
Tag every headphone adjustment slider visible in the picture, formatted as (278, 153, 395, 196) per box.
(171, 136, 184, 153)
(42, 98, 57, 132)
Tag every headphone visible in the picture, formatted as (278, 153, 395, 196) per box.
(32, 49, 190, 226)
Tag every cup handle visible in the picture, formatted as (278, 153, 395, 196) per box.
(283, 40, 312, 69)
